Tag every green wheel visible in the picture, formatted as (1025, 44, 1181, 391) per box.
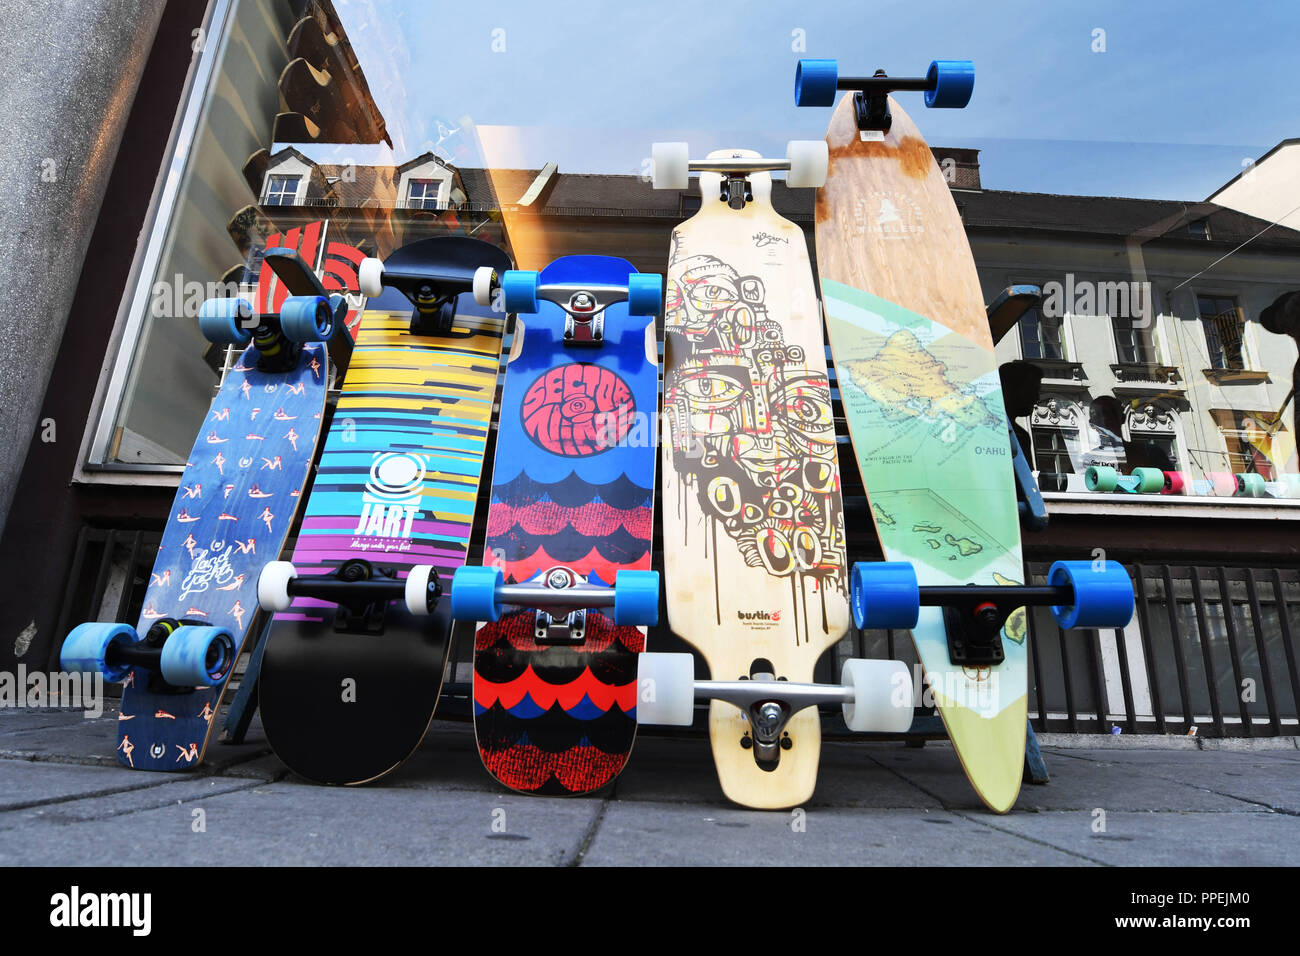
(1239, 473, 1267, 497)
(1132, 467, 1165, 493)
(1085, 465, 1118, 492)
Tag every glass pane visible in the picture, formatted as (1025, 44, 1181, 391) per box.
(91, 0, 1300, 515)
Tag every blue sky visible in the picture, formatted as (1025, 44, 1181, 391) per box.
(328, 0, 1296, 201)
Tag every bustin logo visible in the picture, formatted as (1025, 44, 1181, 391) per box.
(352, 452, 425, 539)
(50, 886, 151, 936)
(737, 610, 782, 622)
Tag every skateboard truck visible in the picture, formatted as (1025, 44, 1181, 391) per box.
(359, 256, 499, 335)
(61, 618, 237, 690)
(650, 142, 829, 202)
(199, 249, 341, 372)
(449, 565, 660, 640)
(850, 560, 1136, 667)
(487, 270, 663, 346)
(794, 58, 975, 132)
(257, 559, 442, 633)
(637, 654, 915, 765)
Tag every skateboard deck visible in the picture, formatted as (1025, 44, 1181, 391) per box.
(257, 236, 511, 784)
(60, 258, 334, 770)
(470, 256, 658, 795)
(810, 74, 1028, 812)
(660, 151, 851, 809)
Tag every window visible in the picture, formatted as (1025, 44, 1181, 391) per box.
(1112, 314, 1157, 364)
(406, 179, 441, 209)
(265, 175, 300, 206)
(1018, 305, 1065, 360)
(1211, 409, 1290, 479)
(1032, 428, 1075, 476)
(1188, 219, 1211, 239)
(1198, 295, 1245, 370)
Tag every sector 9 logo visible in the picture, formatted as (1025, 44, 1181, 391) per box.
(521, 364, 635, 457)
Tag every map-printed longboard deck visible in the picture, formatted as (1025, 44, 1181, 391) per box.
(662, 151, 851, 809)
(117, 342, 328, 770)
(472, 255, 657, 796)
(259, 238, 511, 784)
(815, 94, 1027, 812)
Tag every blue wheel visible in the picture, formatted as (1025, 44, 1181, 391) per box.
(1048, 560, 1134, 629)
(795, 58, 838, 107)
(626, 273, 662, 317)
(61, 623, 136, 682)
(451, 565, 503, 622)
(613, 570, 659, 626)
(280, 294, 334, 342)
(850, 561, 920, 630)
(159, 625, 236, 686)
(501, 271, 540, 314)
(926, 60, 975, 108)
(199, 297, 253, 346)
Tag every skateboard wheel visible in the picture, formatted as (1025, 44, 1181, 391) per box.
(785, 140, 828, 189)
(626, 273, 663, 317)
(198, 297, 254, 346)
(160, 625, 236, 686)
(925, 59, 975, 109)
(841, 659, 914, 733)
(1239, 473, 1267, 497)
(501, 271, 539, 314)
(613, 569, 659, 626)
(1132, 467, 1165, 493)
(280, 294, 334, 343)
(472, 266, 497, 307)
(257, 560, 298, 612)
(358, 257, 385, 298)
(1208, 471, 1239, 495)
(404, 565, 437, 616)
(850, 561, 920, 630)
(451, 565, 504, 622)
(61, 623, 137, 683)
(1162, 471, 1188, 494)
(1085, 465, 1118, 492)
(794, 58, 838, 107)
(650, 142, 689, 190)
(1048, 560, 1134, 630)
(635, 653, 695, 726)
(1280, 474, 1300, 498)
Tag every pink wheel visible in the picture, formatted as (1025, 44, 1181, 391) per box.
(1162, 471, 1187, 495)
(1208, 472, 1238, 496)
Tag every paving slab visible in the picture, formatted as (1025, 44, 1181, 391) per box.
(583, 804, 1092, 866)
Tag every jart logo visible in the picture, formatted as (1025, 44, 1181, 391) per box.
(737, 610, 782, 622)
(352, 452, 425, 538)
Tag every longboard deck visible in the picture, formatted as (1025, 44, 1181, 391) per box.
(117, 342, 328, 770)
(472, 255, 656, 796)
(662, 152, 850, 809)
(259, 241, 510, 785)
(815, 95, 1027, 812)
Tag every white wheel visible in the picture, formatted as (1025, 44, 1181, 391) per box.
(842, 659, 913, 733)
(258, 561, 297, 612)
(786, 140, 828, 189)
(636, 652, 695, 726)
(651, 142, 689, 190)
(358, 257, 384, 298)
(472, 266, 495, 306)
(404, 565, 434, 615)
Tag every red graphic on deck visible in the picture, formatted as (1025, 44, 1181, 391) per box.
(521, 364, 635, 457)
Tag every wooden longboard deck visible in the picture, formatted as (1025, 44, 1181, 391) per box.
(815, 96, 1027, 812)
(118, 343, 328, 770)
(259, 243, 509, 784)
(472, 255, 657, 796)
(662, 152, 850, 809)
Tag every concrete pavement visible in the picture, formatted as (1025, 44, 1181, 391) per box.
(1, 706, 1297, 866)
